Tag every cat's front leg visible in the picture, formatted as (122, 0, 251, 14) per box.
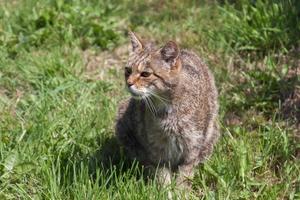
(176, 163, 195, 188)
(153, 166, 174, 200)
(155, 166, 172, 186)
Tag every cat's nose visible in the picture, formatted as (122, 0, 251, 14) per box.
(127, 80, 134, 87)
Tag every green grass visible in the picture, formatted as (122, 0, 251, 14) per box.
(1, 0, 299, 199)
(210, 0, 300, 56)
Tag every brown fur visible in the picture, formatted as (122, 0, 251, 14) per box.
(115, 31, 219, 188)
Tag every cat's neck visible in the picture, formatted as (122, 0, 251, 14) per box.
(144, 91, 180, 118)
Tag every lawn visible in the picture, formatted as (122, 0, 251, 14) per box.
(0, 0, 299, 199)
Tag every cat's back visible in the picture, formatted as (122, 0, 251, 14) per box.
(179, 49, 217, 97)
(178, 49, 219, 123)
(180, 49, 210, 77)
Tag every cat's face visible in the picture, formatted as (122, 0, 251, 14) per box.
(125, 32, 181, 100)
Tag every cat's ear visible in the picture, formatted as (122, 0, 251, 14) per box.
(128, 31, 143, 52)
(160, 41, 179, 67)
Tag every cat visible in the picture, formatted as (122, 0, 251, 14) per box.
(115, 31, 219, 189)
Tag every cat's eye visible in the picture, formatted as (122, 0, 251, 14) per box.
(141, 71, 151, 77)
(125, 67, 132, 75)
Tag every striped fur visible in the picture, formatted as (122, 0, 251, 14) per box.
(115, 32, 219, 188)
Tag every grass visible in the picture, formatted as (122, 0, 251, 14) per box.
(210, 0, 300, 55)
(0, 0, 299, 199)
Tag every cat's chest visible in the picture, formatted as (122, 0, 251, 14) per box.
(136, 111, 184, 165)
(141, 110, 179, 138)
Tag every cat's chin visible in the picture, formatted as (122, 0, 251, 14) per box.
(128, 86, 151, 100)
(131, 94, 143, 100)
(128, 90, 144, 100)
(131, 93, 152, 100)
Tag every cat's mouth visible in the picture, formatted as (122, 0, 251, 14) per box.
(128, 85, 149, 99)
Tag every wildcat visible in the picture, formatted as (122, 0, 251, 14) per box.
(115, 31, 219, 188)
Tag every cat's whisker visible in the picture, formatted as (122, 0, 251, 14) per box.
(146, 96, 157, 116)
(143, 95, 156, 116)
(155, 94, 170, 102)
(148, 91, 170, 106)
(149, 91, 170, 102)
(148, 96, 158, 116)
(142, 96, 149, 111)
(143, 96, 155, 116)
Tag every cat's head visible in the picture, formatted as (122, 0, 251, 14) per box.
(124, 31, 181, 100)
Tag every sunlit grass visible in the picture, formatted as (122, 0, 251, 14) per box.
(0, 0, 299, 199)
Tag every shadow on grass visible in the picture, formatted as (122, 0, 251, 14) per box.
(89, 137, 124, 171)
(86, 137, 153, 186)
